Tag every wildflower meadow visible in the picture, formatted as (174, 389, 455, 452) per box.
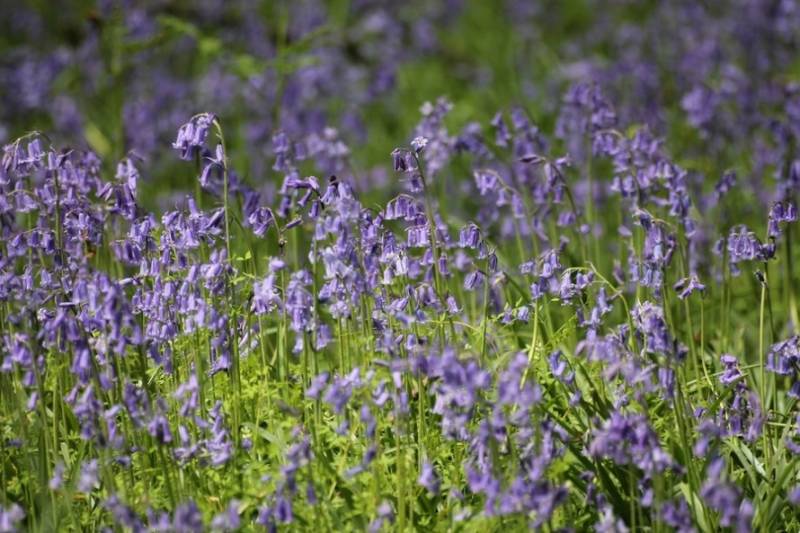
(2, 1, 800, 531)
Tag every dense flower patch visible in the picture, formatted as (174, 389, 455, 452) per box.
(2, 1, 800, 532)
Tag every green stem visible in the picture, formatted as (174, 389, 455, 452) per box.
(759, 272, 773, 465)
(413, 152, 451, 346)
(480, 262, 491, 362)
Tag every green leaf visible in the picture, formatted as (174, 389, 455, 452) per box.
(678, 482, 711, 532)
(157, 15, 199, 38)
(84, 122, 111, 158)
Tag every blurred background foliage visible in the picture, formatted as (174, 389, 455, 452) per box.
(0, 1, 677, 207)
(1, 0, 799, 223)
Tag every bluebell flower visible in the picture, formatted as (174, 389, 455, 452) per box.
(173, 114, 215, 161)
(700, 457, 753, 531)
(673, 275, 705, 299)
(78, 459, 100, 493)
(766, 336, 800, 397)
(173, 500, 204, 533)
(210, 500, 240, 532)
(0, 503, 25, 532)
(418, 461, 440, 495)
